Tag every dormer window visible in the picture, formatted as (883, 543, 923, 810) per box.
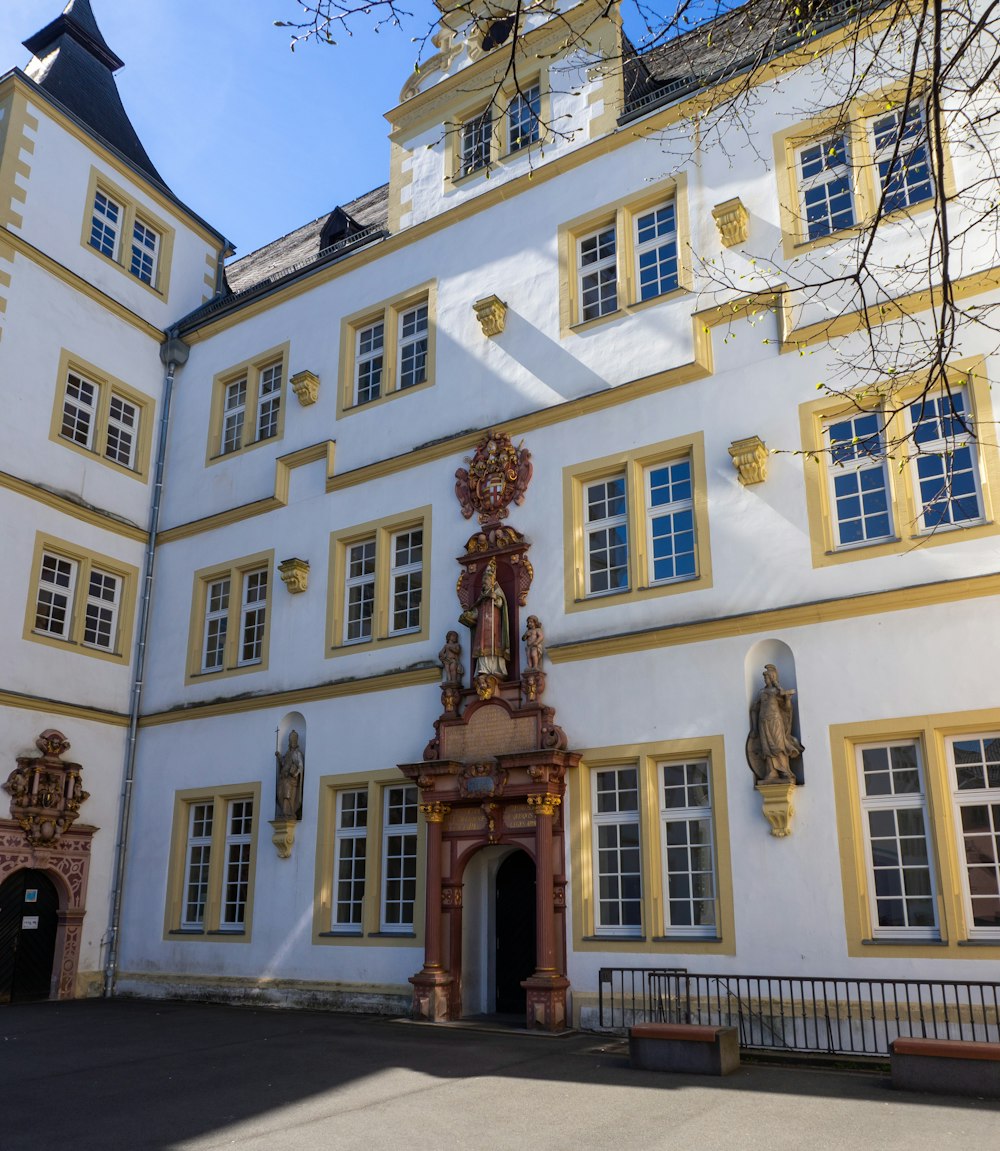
(481, 17, 514, 52)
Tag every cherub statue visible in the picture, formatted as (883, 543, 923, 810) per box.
(523, 615, 544, 669)
(439, 630, 463, 684)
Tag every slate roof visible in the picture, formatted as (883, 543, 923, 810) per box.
(23, 0, 165, 186)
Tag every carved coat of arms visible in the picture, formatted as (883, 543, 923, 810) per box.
(455, 430, 532, 524)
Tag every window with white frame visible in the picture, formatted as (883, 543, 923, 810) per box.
(660, 760, 716, 934)
(130, 217, 160, 285)
(584, 475, 629, 595)
(332, 789, 369, 931)
(460, 109, 493, 176)
(592, 767, 642, 935)
(54, 360, 148, 476)
(221, 798, 254, 930)
(238, 569, 268, 665)
(171, 787, 258, 938)
(355, 321, 385, 404)
(221, 377, 248, 455)
(60, 370, 98, 449)
(182, 802, 214, 929)
(578, 225, 618, 322)
(255, 361, 283, 441)
(105, 393, 140, 469)
(870, 103, 932, 213)
(344, 539, 376, 643)
(948, 735, 1000, 937)
(797, 133, 855, 241)
(33, 549, 122, 654)
(857, 741, 938, 938)
(826, 410, 894, 546)
(508, 83, 540, 152)
(89, 189, 121, 259)
(397, 305, 428, 391)
(193, 557, 271, 678)
(908, 388, 983, 530)
(634, 201, 679, 302)
(645, 457, 696, 584)
(389, 528, 423, 635)
(381, 785, 418, 930)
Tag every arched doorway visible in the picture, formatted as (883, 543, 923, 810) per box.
(494, 851, 536, 1015)
(0, 869, 59, 1004)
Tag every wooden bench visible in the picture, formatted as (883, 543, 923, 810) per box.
(890, 1037, 1000, 1099)
(629, 1022, 740, 1076)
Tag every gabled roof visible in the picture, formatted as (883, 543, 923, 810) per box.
(23, 0, 164, 186)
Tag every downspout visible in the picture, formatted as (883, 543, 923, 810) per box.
(103, 329, 190, 998)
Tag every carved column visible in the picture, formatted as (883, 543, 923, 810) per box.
(522, 793, 569, 1031)
(409, 802, 453, 1022)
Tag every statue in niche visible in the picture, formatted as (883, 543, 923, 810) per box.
(523, 616, 544, 669)
(746, 664, 803, 784)
(459, 557, 510, 680)
(438, 630, 464, 684)
(275, 729, 304, 819)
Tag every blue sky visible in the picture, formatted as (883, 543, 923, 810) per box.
(0, 0, 428, 255)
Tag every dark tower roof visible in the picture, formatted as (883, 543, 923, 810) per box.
(22, 0, 165, 187)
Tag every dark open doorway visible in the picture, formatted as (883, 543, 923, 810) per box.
(494, 851, 536, 1014)
(0, 869, 59, 1004)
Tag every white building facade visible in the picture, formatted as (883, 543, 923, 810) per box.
(3, 0, 999, 1032)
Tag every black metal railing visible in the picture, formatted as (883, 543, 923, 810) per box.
(598, 968, 1000, 1057)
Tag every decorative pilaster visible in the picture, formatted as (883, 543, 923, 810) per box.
(410, 801, 453, 1022)
(522, 791, 568, 1030)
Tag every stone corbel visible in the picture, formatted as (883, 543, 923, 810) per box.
(290, 370, 320, 406)
(278, 557, 310, 594)
(712, 198, 750, 247)
(728, 436, 768, 485)
(269, 818, 297, 858)
(756, 780, 795, 838)
(473, 294, 508, 337)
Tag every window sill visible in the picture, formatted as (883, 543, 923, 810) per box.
(957, 938, 1000, 947)
(340, 376, 433, 418)
(582, 934, 646, 943)
(207, 434, 286, 467)
(651, 935, 722, 944)
(861, 936, 946, 946)
(826, 536, 901, 555)
(319, 929, 363, 938)
(370, 930, 416, 939)
(570, 309, 623, 336)
(328, 630, 427, 659)
(86, 240, 166, 299)
(909, 519, 990, 539)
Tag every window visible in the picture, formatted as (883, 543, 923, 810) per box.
(339, 285, 435, 415)
(316, 771, 426, 945)
(777, 94, 940, 253)
(571, 738, 734, 954)
(799, 360, 999, 567)
(565, 434, 711, 611)
(948, 736, 1000, 938)
(208, 345, 288, 461)
(856, 741, 937, 939)
(559, 179, 689, 332)
(50, 351, 153, 478)
(460, 108, 493, 176)
(908, 388, 983, 530)
(825, 409, 894, 547)
(870, 103, 932, 213)
(831, 713, 1000, 957)
(796, 134, 855, 241)
(187, 551, 273, 682)
(23, 533, 136, 663)
(82, 168, 174, 296)
(328, 510, 430, 654)
(508, 83, 540, 152)
(167, 783, 261, 941)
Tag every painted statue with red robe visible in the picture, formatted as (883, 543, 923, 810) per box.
(459, 558, 510, 679)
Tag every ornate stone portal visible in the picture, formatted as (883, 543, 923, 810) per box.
(401, 430, 579, 1031)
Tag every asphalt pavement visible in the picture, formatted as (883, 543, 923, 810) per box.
(2, 998, 996, 1150)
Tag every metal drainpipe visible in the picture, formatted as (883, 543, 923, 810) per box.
(103, 330, 190, 998)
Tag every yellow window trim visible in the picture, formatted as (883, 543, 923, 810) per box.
(327, 507, 432, 656)
(830, 708, 1000, 959)
(205, 342, 290, 465)
(557, 174, 692, 337)
(163, 781, 262, 943)
(22, 531, 138, 665)
(185, 549, 275, 684)
(799, 355, 1000, 567)
(336, 282, 436, 418)
(571, 736, 735, 955)
(48, 348, 155, 481)
(313, 769, 427, 947)
(80, 167, 176, 300)
(562, 431, 712, 612)
(773, 76, 958, 259)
